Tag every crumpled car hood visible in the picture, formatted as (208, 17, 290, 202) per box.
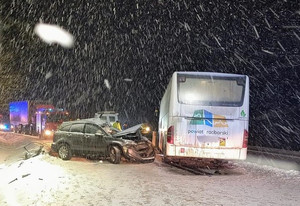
(112, 124, 142, 137)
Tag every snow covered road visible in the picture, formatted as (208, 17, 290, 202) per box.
(0, 152, 299, 206)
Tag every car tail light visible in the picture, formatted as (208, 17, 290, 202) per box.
(243, 129, 248, 148)
(167, 126, 174, 144)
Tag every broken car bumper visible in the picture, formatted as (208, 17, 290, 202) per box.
(122, 142, 155, 162)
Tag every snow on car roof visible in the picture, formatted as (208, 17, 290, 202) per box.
(61, 118, 107, 126)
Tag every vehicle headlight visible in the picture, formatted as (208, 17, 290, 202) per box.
(123, 143, 135, 154)
(0, 124, 4, 129)
(123, 139, 136, 145)
(44, 130, 53, 136)
(122, 146, 128, 154)
(142, 126, 151, 134)
(145, 126, 150, 132)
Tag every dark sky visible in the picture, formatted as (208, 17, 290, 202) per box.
(0, 0, 300, 150)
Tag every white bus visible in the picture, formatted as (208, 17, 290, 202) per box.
(158, 71, 249, 160)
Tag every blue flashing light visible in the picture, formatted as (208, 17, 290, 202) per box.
(0, 123, 10, 131)
(9, 101, 29, 125)
(4, 124, 10, 130)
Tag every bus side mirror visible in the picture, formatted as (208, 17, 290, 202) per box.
(155, 109, 159, 117)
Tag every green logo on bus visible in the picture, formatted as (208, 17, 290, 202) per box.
(241, 110, 246, 118)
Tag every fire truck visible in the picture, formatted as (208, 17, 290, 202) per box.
(9, 101, 70, 138)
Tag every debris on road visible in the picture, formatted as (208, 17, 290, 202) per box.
(24, 143, 44, 160)
(8, 178, 18, 184)
(18, 161, 24, 168)
(161, 156, 239, 175)
(22, 173, 31, 178)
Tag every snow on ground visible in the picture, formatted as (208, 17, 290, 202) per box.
(0, 153, 299, 206)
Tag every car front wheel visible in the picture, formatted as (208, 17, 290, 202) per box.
(109, 146, 121, 164)
(58, 143, 72, 160)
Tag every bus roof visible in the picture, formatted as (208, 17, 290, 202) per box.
(173, 71, 247, 78)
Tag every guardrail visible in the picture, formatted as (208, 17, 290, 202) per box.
(248, 145, 300, 159)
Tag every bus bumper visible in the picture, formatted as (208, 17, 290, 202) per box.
(166, 144, 247, 160)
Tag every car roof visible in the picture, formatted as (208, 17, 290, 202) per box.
(60, 118, 111, 136)
(61, 118, 106, 127)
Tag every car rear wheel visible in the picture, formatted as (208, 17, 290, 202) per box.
(109, 146, 121, 164)
(58, 143, 72, 160)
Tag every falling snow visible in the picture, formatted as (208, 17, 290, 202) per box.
(104, 79, 111, 90)
(45, 72, 53, 80)
(0, 0, 300, 151)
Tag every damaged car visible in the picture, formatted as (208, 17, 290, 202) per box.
(51, 118, 155, 164)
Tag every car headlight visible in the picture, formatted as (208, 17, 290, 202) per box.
(44, 130, 53, 136)
(0, 124, 4, 129)
(122, 145, 128, 154)
(123, 139, 136, 145)
(123, 143, 135, 154)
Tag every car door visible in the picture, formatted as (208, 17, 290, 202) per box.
(69, 123, 85, 154)
(84, 124, 108, 155)
(83, 123, 99, 152)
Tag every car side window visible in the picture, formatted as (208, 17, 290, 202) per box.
(60, 125, 71, 132)
(70, 124, 84, 133)
(85, 124, 100, 134)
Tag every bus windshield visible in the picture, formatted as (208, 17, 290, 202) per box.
(178, 74, 246, 107)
